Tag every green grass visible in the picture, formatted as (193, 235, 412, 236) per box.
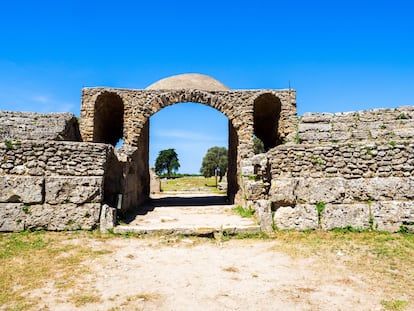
(269, 230, 414, 305)
(160, 176, 225, 193)
(0, 231, 112, 310)
(316, 201, 326, 226)
(381, 299, 409, 311)
(233, 205, 255, 218)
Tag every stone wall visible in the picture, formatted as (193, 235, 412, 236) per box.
(243, 140, 414, 232)
(0, 111, 81, 141)
(79, 87, 298, 209)
(238, 105, 414, 233)
(298, 106, 414, 144)
(1, 92, 413, 234)
(0, 140, 114, 231)
(80, 88, 298, 151)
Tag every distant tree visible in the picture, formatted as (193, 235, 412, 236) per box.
(200, 146, 228, 182)
(155, 148, 180, 177)
(253, 136, 266, 154)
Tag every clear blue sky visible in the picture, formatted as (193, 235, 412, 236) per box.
(1, 0, 413, 173)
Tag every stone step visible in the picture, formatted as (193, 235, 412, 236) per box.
(114, 224, 261, 236)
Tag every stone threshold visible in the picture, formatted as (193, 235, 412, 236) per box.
(113, 224, 261, 236)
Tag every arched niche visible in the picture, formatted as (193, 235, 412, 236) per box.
(253, 93, 282, 150)
(93, 92, 124, 146)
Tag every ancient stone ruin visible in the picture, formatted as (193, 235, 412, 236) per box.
(1, 74, 413, 232)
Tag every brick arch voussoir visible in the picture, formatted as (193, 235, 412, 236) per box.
(146, 90, 233, 123)
(247, 91, 281, 109)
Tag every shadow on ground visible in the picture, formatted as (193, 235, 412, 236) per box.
(121, 195, 230, 224)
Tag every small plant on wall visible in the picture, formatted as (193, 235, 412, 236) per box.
(316, 201, 326, 228)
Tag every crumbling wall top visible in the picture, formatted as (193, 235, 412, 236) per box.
(0, 111, 81, 141)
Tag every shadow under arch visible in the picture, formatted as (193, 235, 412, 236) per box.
(253, 93, 282, 150)
(93, 91, 124, 146)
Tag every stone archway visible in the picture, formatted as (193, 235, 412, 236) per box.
(79, 74, 297, 214)
(136, 88, 240, 210)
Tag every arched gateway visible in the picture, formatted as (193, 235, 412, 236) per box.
(79, 74, 297, 214)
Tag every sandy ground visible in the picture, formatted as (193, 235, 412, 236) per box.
(27, 237, 394, 311)
(19, 193, 410, 310)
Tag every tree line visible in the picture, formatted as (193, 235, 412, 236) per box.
(154, 146, 228, 181)
(154, 136, 266, 179)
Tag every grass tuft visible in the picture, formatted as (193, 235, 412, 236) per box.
(233, 205, 255, 218)
(381, 299, 409, 311)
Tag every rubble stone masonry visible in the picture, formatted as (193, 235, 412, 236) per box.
(0, 84, 413, 233)
(0, 140, 113, 231)
(243, 106, 414, 232)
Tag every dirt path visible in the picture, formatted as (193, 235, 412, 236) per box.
(15, 193, 411, 310)
(115, 193, 260, 235)
(26, 237, 394, 311)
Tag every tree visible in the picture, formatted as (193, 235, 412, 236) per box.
(253, 136, 266, 154)
(200, 146, 228, 182)
(154, 148, 180, 177)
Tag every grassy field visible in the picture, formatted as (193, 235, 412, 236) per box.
(270, 230, 414, 306)
(0, 231, 112, 310)
(160, 176, 225, 193)
(1, 230, 413, 310)
(1, 179, 413, 310)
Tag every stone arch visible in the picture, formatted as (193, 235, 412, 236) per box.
(130, 90, 240, 205)
(93, 91, 124, 146)
(253, 93, 282, 150)
(152, 90, 229, 118)
(79, 84, 297, 214)
(127, 89, 237, 144)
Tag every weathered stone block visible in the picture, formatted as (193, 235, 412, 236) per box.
(0, 111, 81, 141)
(301, 113, 333, 123)
(298, 123, 331, 132)
(294, 177, 346, 204)
(253, 199, 272, 232)
(351, 130, 371, 140)
(0, 176, 44, 203)
(269, 178, 297, 205)
(45, 176, 103, 204)
(241, 165, 254, 176)
(331, 131, 352, 141)
(0, 203, 25, 231)
(273, 204, 318, 230)
(321, 203, 371, 230)
(299, 131, 331, 142)
(372, 201, 414, 232)
(244, 180, 265, 200)
(100, 204, 117, 233)
(394, 129, 414, 139)
(365, 177, 414, 201)
(26, 203, 101, 231)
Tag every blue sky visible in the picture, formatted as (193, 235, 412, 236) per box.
(1, 0, 413, 173)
